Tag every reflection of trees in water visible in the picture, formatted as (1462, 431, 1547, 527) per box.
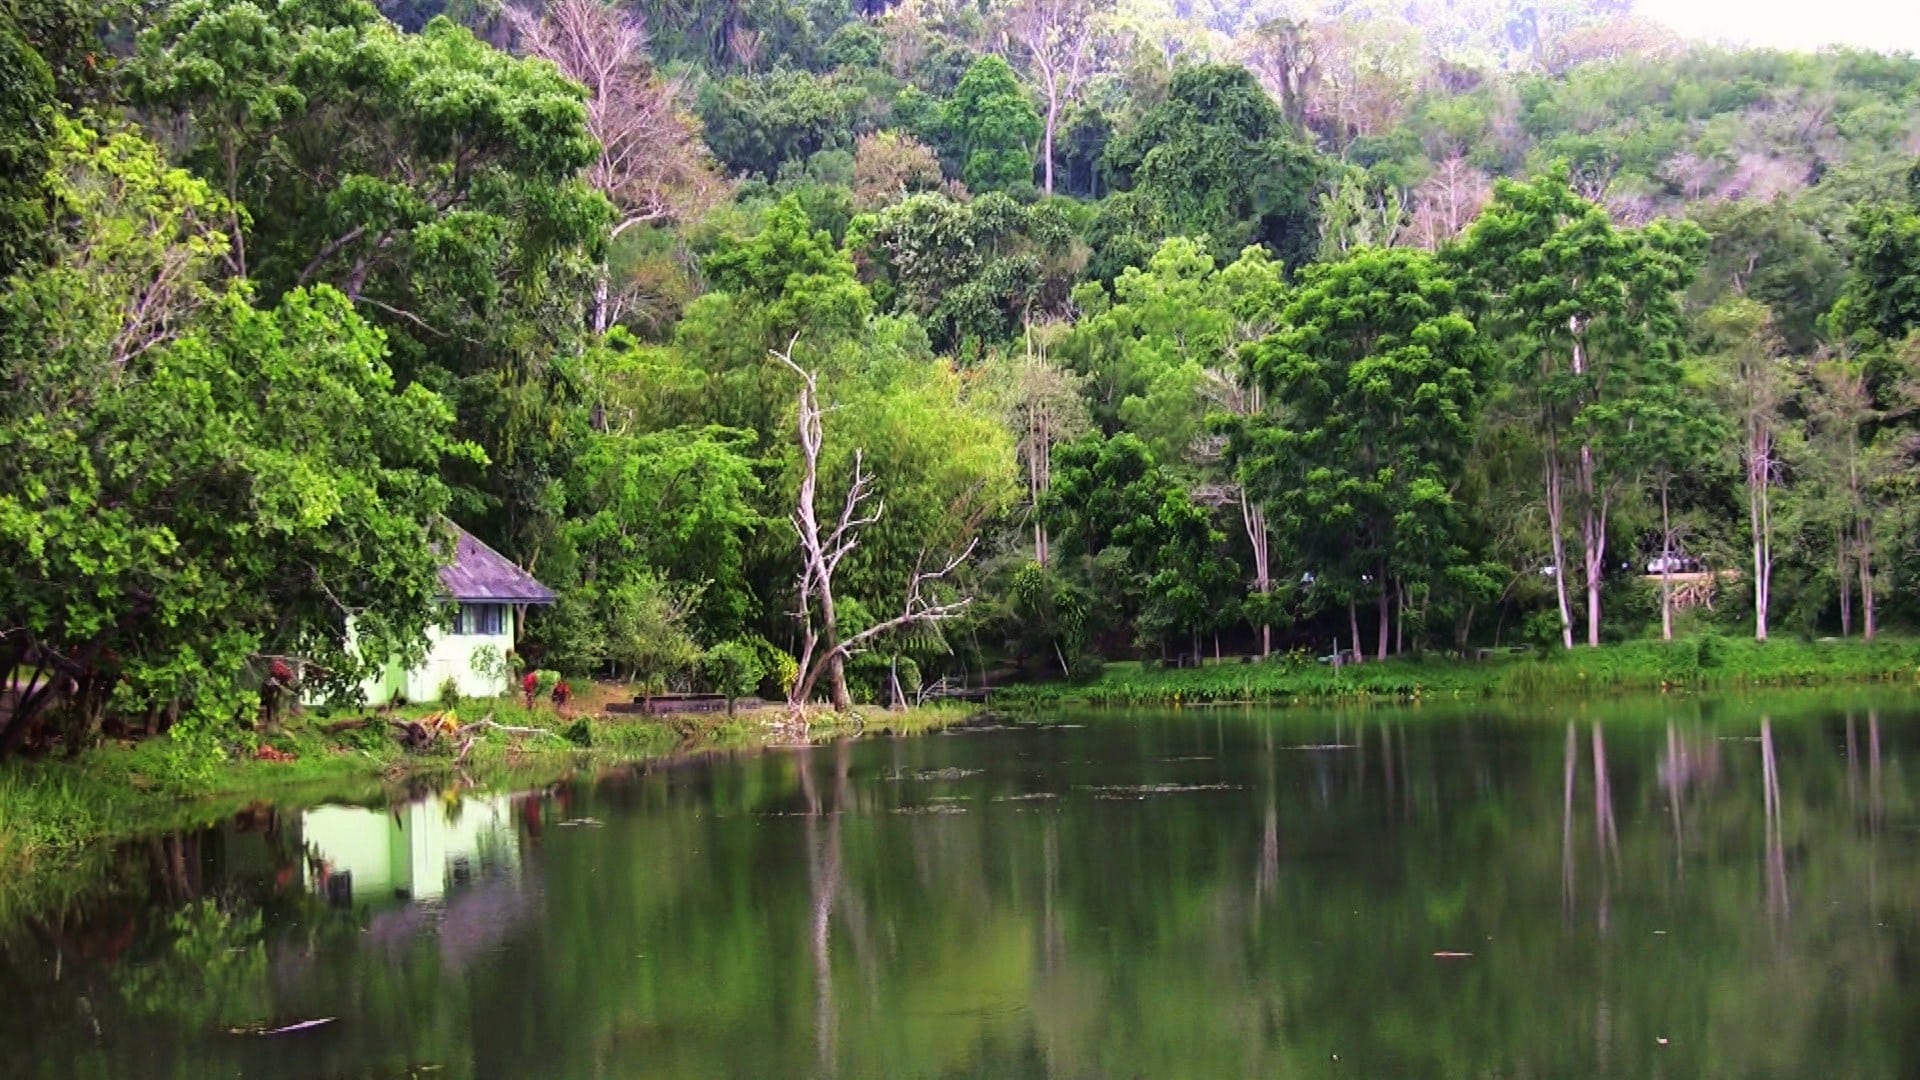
(4, 695, 1920, 1078)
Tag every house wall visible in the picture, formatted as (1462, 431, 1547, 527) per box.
(401, 621, 514, 704)
(339, 605, 518, 708)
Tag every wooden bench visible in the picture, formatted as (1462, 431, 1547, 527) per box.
(606, 693, 762, 716)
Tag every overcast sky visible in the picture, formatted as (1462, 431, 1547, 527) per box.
(1637, 1, 1920, 54)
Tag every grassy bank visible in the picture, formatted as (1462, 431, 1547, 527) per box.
(0, 698, 976, 912)
(995, 636, 1920, 707)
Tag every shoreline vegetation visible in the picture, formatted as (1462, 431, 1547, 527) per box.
(8, 635, 1914, 903)
(0, 699, 978, 922)
(994, 636, 1920, 706)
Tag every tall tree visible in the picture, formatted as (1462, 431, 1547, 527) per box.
(775, 345, 980, 714)
(1230, 246, 1490, 662)
(943, 54, 1042, 193)
(1452, 170, 1703, 647)
(975, 321, 1090, 567)
(509, 0, 723, 330)
(0, 117, 471, 757)
(1700, 298, 1790, 641)
(1004, 0, 1100, 197)
(1103, 63, 1325, 268)
(130, 0, 611, 561)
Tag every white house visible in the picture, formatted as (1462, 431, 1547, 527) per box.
(358, 524, 556, 705)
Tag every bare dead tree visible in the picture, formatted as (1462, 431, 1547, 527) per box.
(1405, 156, 1491, 250)
(510, 0, 724, 329)
(774, 340, 979, 715)
(1004, 0, 1099, 196)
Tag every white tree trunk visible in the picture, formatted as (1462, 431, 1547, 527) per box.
(1544, 441, 1575, 651)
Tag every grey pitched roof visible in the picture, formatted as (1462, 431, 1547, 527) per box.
(439, 523, 557, 604)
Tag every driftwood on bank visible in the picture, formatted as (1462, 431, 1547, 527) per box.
(318, 711, 566, 759)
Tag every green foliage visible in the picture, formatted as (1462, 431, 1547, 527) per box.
(754, 638, 800, 700)
(698, 68, 869, 178)
(943, 55, 1040, 193)
(0, 118, 471, 757)
(1001, 637, 1920, 706)
(849, 191, 1079, 349)
(470, 643, 508, 690)
(0, 16, 54, 277)
(1045, 433, 1236, 653)
(129, 0, 611, 562)
(702, 641, 767, 712)
(1834, 197, 1920, 349)
(1232, 246, 1491, 629)
(702, 194, 872, 347)
(8, 0, 1920, 751)
(1104, 64, 1326, 266)
(438, 676, 462, 709)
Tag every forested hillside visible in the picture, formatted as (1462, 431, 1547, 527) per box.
(6, 0, 1920, 756)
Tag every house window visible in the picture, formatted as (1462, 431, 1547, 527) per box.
(455, 603, 505, 636)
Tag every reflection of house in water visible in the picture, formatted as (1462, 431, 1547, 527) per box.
(301, 795, 521, 906)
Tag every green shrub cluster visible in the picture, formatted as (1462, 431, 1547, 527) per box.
(996, 637, 1920, 707)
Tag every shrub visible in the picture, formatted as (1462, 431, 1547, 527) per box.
(469, 645, 508, 694)
(1695, 633, 1727, 670)
(437, 676, 461, 709)
(533, 670, 561, 698)
(702, 642, 766, 715)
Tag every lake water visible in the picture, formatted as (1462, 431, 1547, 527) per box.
(3, 692, 1918, 1078)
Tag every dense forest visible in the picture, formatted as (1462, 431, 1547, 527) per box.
(6, 0, 1920, 757)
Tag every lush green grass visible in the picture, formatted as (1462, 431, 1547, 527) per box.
(0, 698, 978, 909)
(995, 636, 1920, 707)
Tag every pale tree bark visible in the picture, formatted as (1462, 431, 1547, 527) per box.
(1543, 437, 1576, 651)
(776, 342, 978, 715)
(1006, 0, 1097, 196)
(1375, 576, 1390, 662)
(1719, 308, 1784, 642)
(1405, 156, 1491, 250)
(1569, 323, 1610, 648)
(1857, 514, 1876, 641)
(1347, 598, 1363, 667)
(511, 0, 723, 334)
(1658, 480, 1674, 641)
(1748, 420, 1775, 641)
(1240, 494, 1273, 655)
(1004, 320, 1087, 567)
(1813, 358, 1875, 640)
(1836, 523, 1852, 636)
(1201, 351, 1277, 655)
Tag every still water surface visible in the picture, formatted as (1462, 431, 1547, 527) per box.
(4, 693, 1919, 1078)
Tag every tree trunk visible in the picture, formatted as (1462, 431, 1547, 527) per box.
(1857, 516, 1876, 641)
(827, 653, 851, 710)
(1749, 425, 1772, 642)
(1042, 84, 1058, 196)
(1578, 443, 1606, 648)
(1348, 598, 1364, 666)
(1544, 441, 1575, 650)
(1240, 496, 1272, 657)
(1659, 481, 1674, 642)
(1394, 582, 1406, 656)
(1837, 523, 1852, 636)
(1376, 583, 1390, 662)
